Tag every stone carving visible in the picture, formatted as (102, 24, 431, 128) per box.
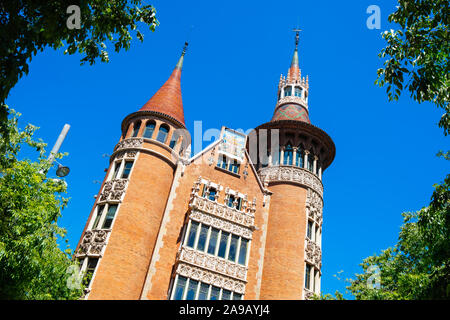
(304, 288, 315, 300)
(179, 246, 248, 281)
(276, 96, 307, 109)
(306, 188, 323, 224)
(98, 179, 128, 202)
(190, 194, 255, 229)
(176, 262, 246, 294)
(305, 238, 322, 270)
(77, 229, 109, 256)
(258, 166, 323, 197)
(114, 138, 143, 152)
(190, 210, 253, 240)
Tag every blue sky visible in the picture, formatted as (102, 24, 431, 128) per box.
(6, 0, 449, 297)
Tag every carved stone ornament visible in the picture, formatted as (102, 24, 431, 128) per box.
(306, 188, 323, 225)
(76, 229, 110, 257)
(176, 262, 246, 294)
(114, 138, 143, 152)
(258, 166, 323, 197)
(179, 246, 248, 281)
(98, 179, 128, 202)
(304, 288, 315, 300)
(305, 238, 322, 270)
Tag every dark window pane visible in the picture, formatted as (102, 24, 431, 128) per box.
(222, 289, 231, 300)
(210, 286, 220, 300)
(132, 122, 141, 137)
(285, 86, 292, 96)
(218, 232, 229, 258)
(305, 264, 311, 289)
(238, 238, 248, 265)
(207, 228, 219, 255)
(143, 122, 155, 138)
(227, 195, 235, 208)
(102, 205, 118, 229)
(208, 188, 216, 201)
(198, 283, 209, 300)
(186, 221, 199, 248)
(121, 161, 133, 179)
(92, 205, 104, 229)
(112, 162, 120, 179)
(233, 293, 242, 300)
(83, 257, 98, 287)
(307, 221, 312, 239)
(228, 235, 239, 262)
(186, 279, 198, 300)
(197, 224, 209, 251)
(173, 276, 187, 300)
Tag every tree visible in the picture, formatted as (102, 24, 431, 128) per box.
(0, 0, 159, 131)
(0, 107, 83, 299)
(376, 0, 449, 135)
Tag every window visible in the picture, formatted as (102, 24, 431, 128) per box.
(222, 290, 231, 300)
(305, 264, 312, 290)
(316, 163, 321, 175)
(112, 162, 121, 179)
(92, 205, 105, 229)
(295, 87, 302, 97)
(296, 146, 304, 168)
(186, 279, 199, 300)
(217, 155, 227, 169)
(169, 131, 180, 149)
(198, 283, 210, 300)
(284, 144, 293, 165)
(207, 188, 217, 202)
(228, 159, 240, 174)
(83, 257, 99, 287)
(218, 232, 229, 258)
(227, 194, 236, 208)
(156, 124, 169, 143)
(196, 224, 209, 252)
(143, 121, 155, 139)
(210, 286, 220, 300)
(307, 154, 314, 172)
(131, 121, 141, 137)
(121, 161, 133, 179)
(233, 293, 242, 300)
(284, 86, 292, 96)
(102, 204, 118, 229)
(173, 276, 187, 300)
(228, 235, 239, 262)
(207, 228, 219, 255)
(187, 221, 199, 248)
(238, 238, 248, 265)
(307, 220, 313, 240)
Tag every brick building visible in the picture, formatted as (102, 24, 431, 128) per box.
(75, 33, 335, 300)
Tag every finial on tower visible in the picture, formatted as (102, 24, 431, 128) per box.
(293, 27, 302, 49)
(181, 41, 188, 56)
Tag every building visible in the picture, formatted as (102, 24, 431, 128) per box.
(75, 32, 336, 300)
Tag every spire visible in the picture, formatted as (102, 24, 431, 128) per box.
(139, 42, 188, 126)
(289, 29, 301, 81)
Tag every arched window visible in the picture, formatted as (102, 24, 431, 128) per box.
(169, 131, 180, 149)
(316, 162, 321, 175)
(131, 121, 141, 137)
(284, 86, 292, 97)
(283, 144, 293, 165)
(307, 153, 314, 171)
(156, 124, 169, 143)
(296, 145, 304, 168)
(294, 87, 302, 97)
(143, 121, 156, 139)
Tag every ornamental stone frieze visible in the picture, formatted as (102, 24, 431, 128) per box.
(303, 288, 315, 300)
(305, 238, 322, 270)
(306, 188, 323, 225)
(176, 262, 246, 294)
(114, 150, 138, 160)
(189, 194, 255, 230)
(76, 229, 110, 257)
(114, 137, 143, 152)
(189, 210, 253, 240)
(178, 246, 248, 281)
(99, 178, 128, 202)
(276, 96, 307, 109)
(258, 166, 323, 197)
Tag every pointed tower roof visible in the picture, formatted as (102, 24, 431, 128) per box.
(140, 43, 188, 126)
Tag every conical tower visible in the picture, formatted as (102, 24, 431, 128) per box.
(249, 31, 335, 299)
(75, 44, 189, 299)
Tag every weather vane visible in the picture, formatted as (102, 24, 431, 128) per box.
(292, 27, 302, 48)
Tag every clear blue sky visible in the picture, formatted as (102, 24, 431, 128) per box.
(6, 0, 448, 298)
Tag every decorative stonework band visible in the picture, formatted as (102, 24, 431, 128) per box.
(190, 195, 255, 230)
(306, 188, 323, 225)
(114, 137, 143, 152)
(76, 229, 110, 257)
(176, 262, 246, 294)
(178, 246, 247, 281)
(276, 96, 307, 110)
(258, 166, 323, 197)
(98, 178, 128, 202)
(305, 238, 322, 270)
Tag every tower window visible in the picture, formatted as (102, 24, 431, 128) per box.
(208, 188, 217, 201)
(91, 205, 105, 229)
(112, 162, 120, 180)
(296, 146, 304, 168)
(186, 279, 199, 300)
(295, 87, 302, 97)
(172, 276, 187, 300)
(207, 228, 220, 255)
(284, 86, 292, 97)
(196, 224, 209, 252)
(307, 154, 314, 172)
(156, 124, 170, 143)
(305, 264, 312, 290)
(121, 161, 133, 179)
(131, 121, 141, 137)
(218, 231, 230, 258)
(228, 235, 239, 262)
(143, 121, 155, 139)
(169, 131, 180, 149)
(217, 155, 227, 169)
(284, 144, 293, 165)
(83, 257, 99, 287)
(186, 221, 199, 248)
(102, 204, 118, 229)
(307, 220, 313, 240)
(228, 159, 240, 174)
(238, 238, 248, 266)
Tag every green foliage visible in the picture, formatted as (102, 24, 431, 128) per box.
(0, 0, 159, 130)
(376, 0, 450, 135)
(0, 107, 83, 299)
